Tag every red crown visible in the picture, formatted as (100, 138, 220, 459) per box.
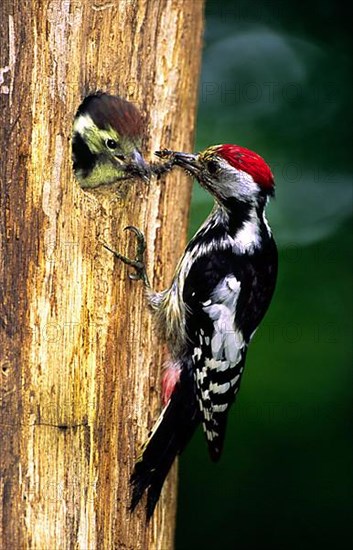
(216, 144, 274, 191)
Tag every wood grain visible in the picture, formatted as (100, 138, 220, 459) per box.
(0, 1, 204, 547)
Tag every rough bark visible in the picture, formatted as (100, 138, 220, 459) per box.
(0, 1, 204, 548)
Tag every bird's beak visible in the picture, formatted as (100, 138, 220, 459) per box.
(131, 148, 151, 183)
(166, 151, 202, 177)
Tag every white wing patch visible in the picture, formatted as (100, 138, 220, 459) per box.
(202, 275, 244, 363)
(192, 347, 202, 362)
(191, 275, 247, 446)
(210, 381, 230, 394)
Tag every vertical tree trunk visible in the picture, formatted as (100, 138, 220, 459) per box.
(0, 1, 204, 548)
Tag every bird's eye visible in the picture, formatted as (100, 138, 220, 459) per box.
(206, 160, 220, 174)
(106, 138, 118, 150)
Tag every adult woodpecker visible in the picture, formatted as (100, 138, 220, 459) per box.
(72, 92, 174, 188)
(104, 144, 278, 518)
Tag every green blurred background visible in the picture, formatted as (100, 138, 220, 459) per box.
(176, 1, 352, 548)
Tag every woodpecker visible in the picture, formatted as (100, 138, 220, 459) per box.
(72, 92, 174, 188)
(104, 144, 278, 518)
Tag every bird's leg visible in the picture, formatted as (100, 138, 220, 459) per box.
(103, 226, 150, 288)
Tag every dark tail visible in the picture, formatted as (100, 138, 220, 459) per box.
(130, 369, 198, 519)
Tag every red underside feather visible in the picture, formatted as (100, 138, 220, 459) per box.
(162, 364, 181, 405)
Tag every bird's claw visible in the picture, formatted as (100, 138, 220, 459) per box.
(103, 226, 149, 286)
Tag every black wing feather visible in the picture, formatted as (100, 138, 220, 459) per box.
(183, 239, 277, 460)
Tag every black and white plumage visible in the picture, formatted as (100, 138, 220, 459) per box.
(108, 144, 278, 518)
(181, 202, 277, 460)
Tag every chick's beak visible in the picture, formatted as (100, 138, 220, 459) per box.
(131, 148, 151, 183)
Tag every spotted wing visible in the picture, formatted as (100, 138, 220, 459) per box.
(183, 252, 248, 461)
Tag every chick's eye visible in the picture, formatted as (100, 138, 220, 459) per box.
(106, 138, 118, 150)
(206, 159, 220, 174)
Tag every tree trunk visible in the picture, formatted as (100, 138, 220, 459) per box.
(0, 1, 204, 548)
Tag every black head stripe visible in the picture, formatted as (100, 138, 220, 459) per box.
(72, 132, 96, 175)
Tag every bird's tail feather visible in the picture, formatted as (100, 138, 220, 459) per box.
(130, 369, 198, 519)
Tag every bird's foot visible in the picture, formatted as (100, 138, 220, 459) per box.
(103, 226, 149, 286)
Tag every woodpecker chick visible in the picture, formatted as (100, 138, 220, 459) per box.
(72, 92, 150, 188)
(106, 144, 278, 518)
